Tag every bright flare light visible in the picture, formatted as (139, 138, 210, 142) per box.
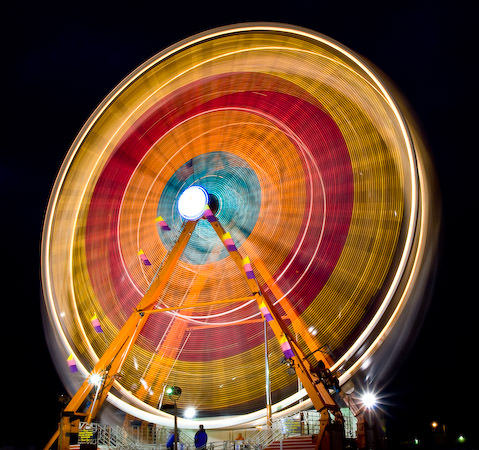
(178, 186, 209, 220)
(89, 373, 103, 386)
(184, 407, 196, 419)
(361, 392, 377, 409)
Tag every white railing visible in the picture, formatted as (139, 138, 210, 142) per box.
(81, 422, 213, 450)
(77, 408, 355, 450)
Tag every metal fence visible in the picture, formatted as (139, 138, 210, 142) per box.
(76, 408, 356, 450)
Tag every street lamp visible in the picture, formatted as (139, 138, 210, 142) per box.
(361, 392, 377, 409)
(184, 407, 196, 419)
(166, 385, 182, 399)
(165, 386, 182, 450)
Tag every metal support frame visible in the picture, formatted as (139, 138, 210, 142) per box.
(45, 209, 344, 450)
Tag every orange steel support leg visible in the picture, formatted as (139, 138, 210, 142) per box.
(314, 409, 332, 450)
(136, 271, 210, 405)
(209, 218, 341, 450)
(44, 429, 59, 450)
(46, 220, 198, 450)
(341, 391, 367, 449)
(248, 255, 334, 367)
(209, 219, 338, 413)
(58, 417, 70, 450)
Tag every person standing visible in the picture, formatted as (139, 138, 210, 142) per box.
(194, 424, 208, 449)
(166, 430, 178, 450)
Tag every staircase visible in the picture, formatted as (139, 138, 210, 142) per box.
(265, 435, 316, 450)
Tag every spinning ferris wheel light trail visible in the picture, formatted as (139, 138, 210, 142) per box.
(41, 22, 439, 450)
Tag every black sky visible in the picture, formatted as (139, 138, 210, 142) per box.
(1, 1, 476, 448)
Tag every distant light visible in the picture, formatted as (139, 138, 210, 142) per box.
(457, 435, 465, 443)
(89, 373, 102, 386)
(184, 407, 196, 419)
(414, 438, 419, 445)
(361, 392, 377, 409)
(431, 421, 438, 429)
(178, 186, 209, 220)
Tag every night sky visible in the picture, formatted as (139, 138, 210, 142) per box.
(1, 1, 475, 449)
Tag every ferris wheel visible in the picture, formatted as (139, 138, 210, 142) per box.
(41, 23, 438, 442)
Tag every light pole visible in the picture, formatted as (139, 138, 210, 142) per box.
(264, 319, 272, 428)
(166, 386, 182, 450)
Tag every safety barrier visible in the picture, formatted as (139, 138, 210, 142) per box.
(75, 408, 355, 450)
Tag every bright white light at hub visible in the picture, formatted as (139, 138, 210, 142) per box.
(184, 407, 196, 419)
(178, 186, 209, 220)
(361, 392, 377, 409)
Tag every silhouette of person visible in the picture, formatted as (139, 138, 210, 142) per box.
(194, 424, 208, 449)
(167, 430, 178, 450)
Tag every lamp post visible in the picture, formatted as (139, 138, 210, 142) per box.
(166, 386, 182, 450)
(264, 319, 272, 428)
